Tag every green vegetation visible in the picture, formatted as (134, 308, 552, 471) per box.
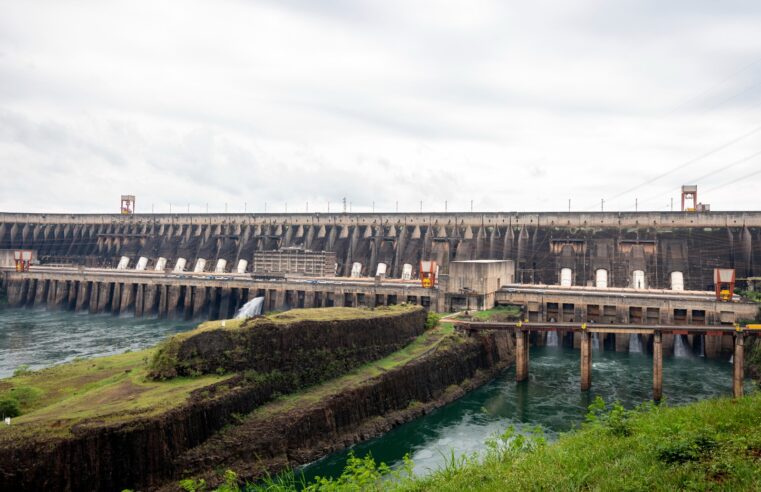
(149, 305, 421, 379)
(737, 289, 761, 304)
(0, 397, 20, 418)
(189, 393, 761, 491)
(0, 347, 231, 439)
(458, 305, 522, 322)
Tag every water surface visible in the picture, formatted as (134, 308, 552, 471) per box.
(0, 307, 196, 378)
(301, 344, 750, 480)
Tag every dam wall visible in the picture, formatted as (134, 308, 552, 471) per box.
(2, 211, 760, 290)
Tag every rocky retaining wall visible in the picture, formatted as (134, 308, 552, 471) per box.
(170, 330, 514, 489)
(150, 307, 428, 380)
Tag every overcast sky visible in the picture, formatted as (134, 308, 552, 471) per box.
(1, 0, 761, 214)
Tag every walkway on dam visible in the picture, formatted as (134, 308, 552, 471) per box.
(453, 319, 759, 401)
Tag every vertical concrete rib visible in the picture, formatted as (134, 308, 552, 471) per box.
(653, 332, 663, 402)
(515, 330, 529, 382)
(733, 333, 744, 399)
(580, 330, 591, 391)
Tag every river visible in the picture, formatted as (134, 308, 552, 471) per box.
(0, 307, 196, 378)
(300, 343, 750, 481)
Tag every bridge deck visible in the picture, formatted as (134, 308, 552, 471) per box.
(452, 319, 760, 336)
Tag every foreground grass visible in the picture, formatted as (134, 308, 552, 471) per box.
(231, 393, 761, 492)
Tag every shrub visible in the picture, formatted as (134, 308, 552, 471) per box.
(9, 386, 42, 407)
(0, 397, 21, 418)
(12, 364, 31, 377)
(425, 312, 442, 330)
(656, 432, 717, 464)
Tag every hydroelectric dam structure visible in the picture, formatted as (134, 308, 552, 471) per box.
(2, 210, 760, 287)
(1, 210, 760, 401)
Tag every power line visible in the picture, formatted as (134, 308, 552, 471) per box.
(703, 167, 761, 194)
(630, 147, 761, 209)
(589, 123, 761, 210)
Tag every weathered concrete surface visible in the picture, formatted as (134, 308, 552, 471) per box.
(2, 211, 761, 289)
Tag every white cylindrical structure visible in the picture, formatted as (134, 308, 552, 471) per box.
(173, 257, 187, 272)
(194, 258, 207, 273)
(215, 259, 227, 273)
(351, 262, 362, 278)
(401, 263, 413, 280)
(376, 262, 387, 277)
(135, 256, 149, 271)
(595, 269, 608, 289)
(117, 256, 130, 270)
(632, 270, 645, 289)
(236, 259, 248, 274)
(560, 268, 573, 287)
(671, 271, 684, 291)
(154, 257, 167, 271)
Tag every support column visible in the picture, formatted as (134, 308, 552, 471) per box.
(515, 330, 529, 382)
(304, 291, 315, 308)
(615, 333, 629, 352)
(733, 333, 744, 399)
(580, 330, 591, 391)
(653, 332, 663, 402)
(134, 284, 145, 317)
(96, 282, 111, 313)
(89, 282, 100, 313)
(183, 286, 194, 320)
(192, 286, 208, 318)
(120, 283, 134, 315)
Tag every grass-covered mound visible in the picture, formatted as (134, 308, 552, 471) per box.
(149, 305, 426, 380)
(0, 348, 229, 439)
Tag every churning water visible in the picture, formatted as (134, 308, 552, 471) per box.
(300, 345, 749, 481)
(0, 307, 196, 378)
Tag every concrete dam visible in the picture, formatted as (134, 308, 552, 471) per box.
(2, 211, 760, 290)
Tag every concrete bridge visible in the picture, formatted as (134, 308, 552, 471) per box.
(2, 211, 761, 291)
(453, 319, 758, 400)
(492, 283, 759, 359)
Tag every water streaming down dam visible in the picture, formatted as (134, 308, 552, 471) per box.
(628, 333, 643, 353)
(300, 345, 752, 482)
(673, 334, 691, 358)
(546, 331, 559, 347)
(235, 296, 264, 319)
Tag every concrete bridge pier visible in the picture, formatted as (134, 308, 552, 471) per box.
(580, 330, 591, 391)
(515, 330, 529, 382)
(615, 334, 628, 352)
(734, 333, 744, 399)
(653, 332, 663, 402)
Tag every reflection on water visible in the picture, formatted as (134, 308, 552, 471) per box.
(301, 344, 749, 481)
(0, 307, 196, 378)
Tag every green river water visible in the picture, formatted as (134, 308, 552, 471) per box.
(299, 341, 751, 481)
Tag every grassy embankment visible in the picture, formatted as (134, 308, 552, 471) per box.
(203, 393, 761, 492)
(0, 305, 444, 441)
(455, 305, 522, 322)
